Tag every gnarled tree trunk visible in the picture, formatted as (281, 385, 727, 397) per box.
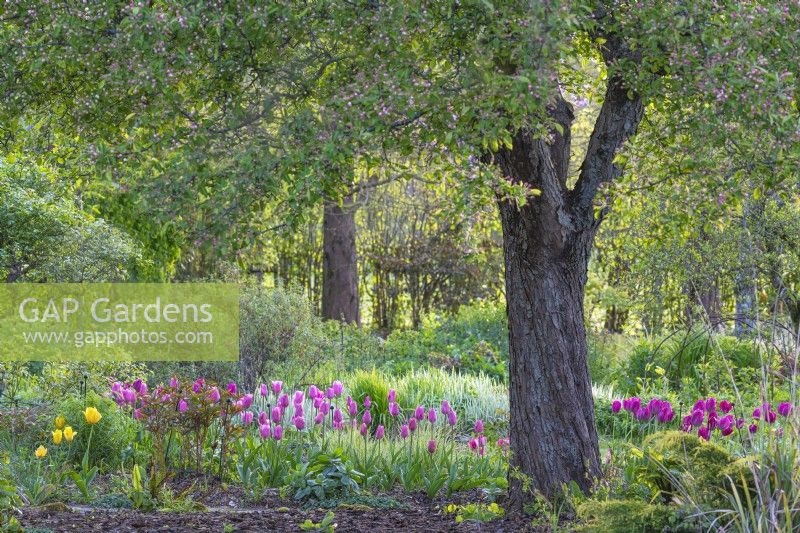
(494, 32, 645, 506)
(322, 195, 360, 325)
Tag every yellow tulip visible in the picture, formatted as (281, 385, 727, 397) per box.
(35, 445, 48, 459)
(52, 429, 63, 445)
(83, 407, 102, 425)
(64, 426, 77, 442)
(55, 415, 65, 429)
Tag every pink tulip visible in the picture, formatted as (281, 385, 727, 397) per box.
(428, 408, 437, 424)
(241, 394, 253, 409)
(474, 419, 484, 434)
(376, 425, 385, 439)
(326, 388, 335, 399)
(272, 406, 282, 424)
(400, 425, 410, 438)
(242, 411, 254, 425)
(469, 439, 478, 450)
(348, 400, 358, 418)
(193, 379, 204, 393)
(122, 388, 137, 405)
(408, 418, 417, 432)
(332, 381, 344, 397)
(362, 410, 372, 426)
(359, 423, 368, 436)
(388, 389, 396, 403)
(169, 377, 178, 388)
(427, 440, 436, 454)
(278, 393, 289, 408)
(611, 400, 622, 413)
(259, 423, 271, 439)
(320, 402, 330, 415)
(208, 387, 221, 403)
(294, 404, 304, 419)
(333, 408, 343, 424)
(309, 385, 319, 399)
(313, 397, 323, 409)
(258, 411, 268, 426)
(293, 391, 304, 405)
(271, 381, 283, 395)
(389, 402, 400, 417)
(133, 409, 143, 420)
(314, 412, 324, 425)
(179, 399, 188, 413)
(363, 396, 372, 408)
(273, 425, 283, 441)
(260, 383, 269, 397)
(414, 406, 425, 420)
(294, 416, 306, 430)
(227, 382, 237, 395)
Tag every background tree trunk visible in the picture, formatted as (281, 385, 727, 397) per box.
(322, 196, 360, 325)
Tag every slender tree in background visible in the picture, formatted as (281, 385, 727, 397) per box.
(1, 0, 798, 507)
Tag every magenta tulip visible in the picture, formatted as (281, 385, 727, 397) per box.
(388, 389, 396, 403)
(427, 440, 436, 454)
(332, 380, 344, 397)
(778, 402, 792, 417)
(719, 400, 733, 413)
(208, 387, 221, 403)
(260, 383, 269, 397)
(271, 381, 283, 395)
(414, 406, 425, 420)
(376, 425, 385, 440)
(363, 396, 372, 408)
(273, 425, 283, 441)
(474, 419, 484, 434)
(389, 402, 400, 417)
(359, 422, 368, 436)
(400, 424, 410, 439)
(227, 382, 237, 395)
(428, 408, 437, 424)
(611, 400, 622, 413)
(179, 399, 188, 413)
(362, 410, 372, 426)
(259, 423, 271, 439)
(294, 416, 306, 430)
(242, 411, 254, 425)
(408, 418, 417, 432)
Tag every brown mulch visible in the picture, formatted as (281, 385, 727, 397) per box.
(18, 475, 539, 532)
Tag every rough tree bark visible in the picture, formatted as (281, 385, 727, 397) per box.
(322, 195, 360, 325)
(495, 32, 644, 506)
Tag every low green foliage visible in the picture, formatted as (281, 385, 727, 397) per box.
(576, 499, 678, 533)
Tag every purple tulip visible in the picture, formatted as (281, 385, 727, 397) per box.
(241, 394, 253, 409)
(469, 439, 478, 450)
(447, 410, 458, 426)
(778, 402, 792, 417)
(427, 440, 437, 454)
(721, 426, 734, 436)
(294, 416, 306, 430)
(227, 382, 238, 395)
(409, 418, 417, 432)
(279, 393, 290, 408)
(293, 391, 305, 405)
(332, 381, 344, 397)
(362, 410, 372, 425)
(705, 397, 717, 413)
(259, 423, 271, 439)
(122, 388, 137, 405)
(260, 383, 269, 397)
(314, 412, 324, 425)
(242, 411, 254, 425)
(112, 382, 122, 394)
(313, 397, 323, 409)
(348, 400, 358, 418)
(326, 387, 335, 399)
(359, 423, 368, 436)
(428, 408, 437, 424)
(320, 401, 330, 415)
(133, 379, 144, 393)
(272, 406, 282, 424)
(767, 411, 777, 424)
(657, 406, 674, 423)
(400, 424, 410, 439)
(169, 377, 178, 388)
(179, 399, 188, 413)
(271, 381, 282, 395)
(273, 425, 283, 441)
(375, 425, 385, 440)
(414, 406, 425, 420)
(208, 387, 221, 403)
(691, 409, 704, 427)
(611, 400, 622, 413)
(719, 400, 733, 413)
(193, 379, 204, 393)
(258, 411, 268, 426)
(389, 402, 400, 417)
(388, 389, 396, 403)
(333, 408, 343, 425)
(719, 415, 734, 432)
(752, 407, 761, 419)
(363, 396, 372, 408)
(698, 427, 710, 441)
(309, 385, 319, 399)
(749, 423, 758, 434)
(441, 400, 451, 415)
(294, 404, 304, 419)
(474, 419, 484, 434)
(681, 415, 692, 432)
(736, 418, 745, 429)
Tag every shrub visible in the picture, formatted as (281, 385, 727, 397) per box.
(641, 430, 737, 505)
(576, 499, 678, 532)
(239, 284, 329, 390)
